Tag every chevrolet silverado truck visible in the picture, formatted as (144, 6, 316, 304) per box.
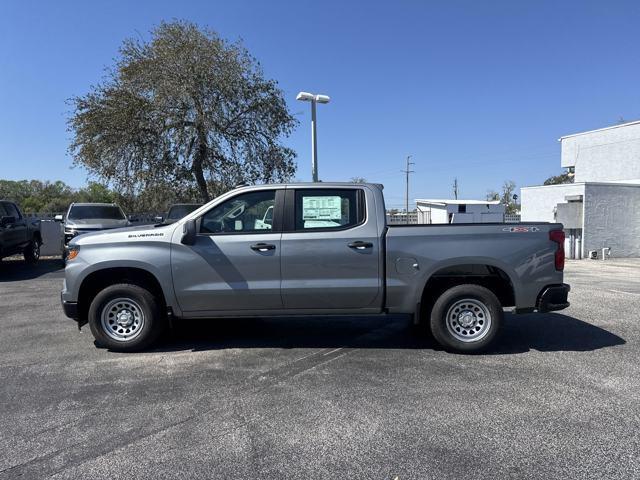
(55, 202, 130, 262)
(60, 183, 570, 353)
(0, 200, 41, 263)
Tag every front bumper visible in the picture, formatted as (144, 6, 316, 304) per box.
(537, 283, 571, 312)
(60, 289, 78, 320)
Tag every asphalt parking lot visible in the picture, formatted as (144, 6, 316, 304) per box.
(1, 259, 639, 479)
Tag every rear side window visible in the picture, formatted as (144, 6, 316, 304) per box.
(3, 203, 20, 219)
(294, 189, 364, 231)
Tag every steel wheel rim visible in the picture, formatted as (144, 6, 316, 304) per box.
(445, 298, 492, 342)
(100, 297, 145, 342)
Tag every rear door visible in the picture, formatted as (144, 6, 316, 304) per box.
(280, 186, 382, 311)
(171, 188, 284, 313)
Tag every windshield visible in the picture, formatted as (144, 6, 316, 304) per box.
(167, 204, 201, 220)
(68, 205, 125, 220)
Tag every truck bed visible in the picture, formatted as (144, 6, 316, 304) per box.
(384, 222, 564, 313)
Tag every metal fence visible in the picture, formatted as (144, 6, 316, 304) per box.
(386, 212, 419, 224)
(386, 211, 522, 225)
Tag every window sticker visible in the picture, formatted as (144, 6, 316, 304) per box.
(302, 196, 342, 221)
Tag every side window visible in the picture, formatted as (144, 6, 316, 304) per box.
(294, 189, 364, 231)
(4, 203, 20, 219)
(200, 190, 276, 234)
(0, 203, 8, 217)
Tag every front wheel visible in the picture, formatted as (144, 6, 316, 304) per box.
(88, 284, 165, 352)
(23, 238, 40, 264)
(430, 284, 503, 353)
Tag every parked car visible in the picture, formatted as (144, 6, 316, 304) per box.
(55, 203, 130, 262)
(0, 200, 41, 263)
(154, 203, 202, 224)
(60, 183, 569, 353)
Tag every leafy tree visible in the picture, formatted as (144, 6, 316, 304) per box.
(68, 20, 298, 203)
(0, 179, 121, 213)
(486, 180, 520, 214)
(543, 172, 574, 185)
(350, 176, 367, 183)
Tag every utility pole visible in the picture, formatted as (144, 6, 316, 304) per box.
(402, 155, 415, 224)
(453, 178, 458, 200)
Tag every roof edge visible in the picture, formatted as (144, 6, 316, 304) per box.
(558, 120, 640, 141)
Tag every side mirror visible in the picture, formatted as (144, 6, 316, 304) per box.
(1, 216, 15, 227)
(127, 214, 136, 222)
(155, 216, 164, 223)
(54, 214, 63, 222)
(181, 219, 197, 245)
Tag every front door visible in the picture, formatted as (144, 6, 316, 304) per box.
(1, 202, 28, 252)
(172, 189, 284, 313)
(280, 187, 382, 310)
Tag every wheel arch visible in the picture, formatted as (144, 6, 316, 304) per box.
(77, 267, 167, 323)
(417, 257, 518, 321)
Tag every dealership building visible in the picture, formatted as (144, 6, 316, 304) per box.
(521, 120, 640, 258)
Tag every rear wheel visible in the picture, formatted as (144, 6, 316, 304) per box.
(88, 284, 165, 352)
(23, 238, 40, 264)
(430, 284, 502, 353)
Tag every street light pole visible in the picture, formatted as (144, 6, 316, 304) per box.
(311, 99, 318, 182)
(297, 91, 330, 182)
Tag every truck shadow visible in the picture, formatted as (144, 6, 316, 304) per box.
(153, 312, 625, 354)
(0, 259, 64, 282)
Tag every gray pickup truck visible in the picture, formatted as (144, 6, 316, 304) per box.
(61, 183, 569, 353)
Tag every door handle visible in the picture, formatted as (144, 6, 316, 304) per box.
(250, 243, 276, 252)
(348, 241, 373, 250)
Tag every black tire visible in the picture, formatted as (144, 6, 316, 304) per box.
(430, 284, 503, 353)
(88, 283, 166, 352)
(23, 238, 40, 264)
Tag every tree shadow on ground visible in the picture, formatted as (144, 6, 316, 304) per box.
(151, 312, 625, 355)
(0, 258, 63, 282)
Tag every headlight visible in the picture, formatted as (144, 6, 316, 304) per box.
(64, 227, 77, 236)
(66, 245, 80, 261)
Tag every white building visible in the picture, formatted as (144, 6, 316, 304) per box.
(415, 199, 505, 224)
(521, 121, 640, 258)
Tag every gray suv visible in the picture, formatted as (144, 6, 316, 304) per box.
(55, 203, 129, 261)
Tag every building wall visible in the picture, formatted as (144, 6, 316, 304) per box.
(416, 202, 504, 224)
(520, 183, 586, 222)
(583, 184, 640, 257)
(561, 121, 640, 183)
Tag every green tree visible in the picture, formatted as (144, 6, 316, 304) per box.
(68, 20, 298, 203)
(0, 179, 121, 213)
(543, 172, 574, 185)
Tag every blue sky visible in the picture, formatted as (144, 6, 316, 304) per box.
(1, 1, 639, 208)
